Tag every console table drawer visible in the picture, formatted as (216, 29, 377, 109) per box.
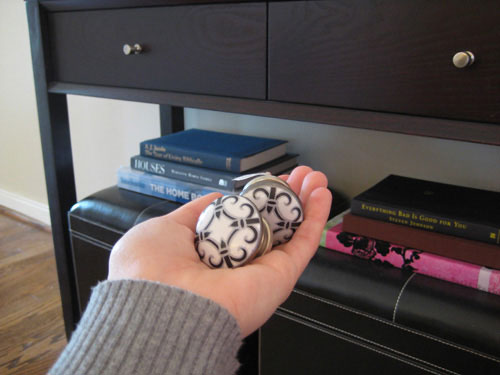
(269, 0, 500, 124)
(48, 3, 266, 99)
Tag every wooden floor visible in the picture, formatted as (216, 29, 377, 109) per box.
(0, 207, 66, 374)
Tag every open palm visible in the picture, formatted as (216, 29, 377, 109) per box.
(108, 166, 332, 337)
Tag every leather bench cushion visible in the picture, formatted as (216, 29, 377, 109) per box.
(69, 186, 182, 247)
(276, 248, 500, 373)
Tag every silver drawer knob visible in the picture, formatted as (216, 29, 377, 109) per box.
(452, 51, 475, 68)
(123, 43, 142, 55)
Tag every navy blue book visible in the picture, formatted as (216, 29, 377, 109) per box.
(140, 129, 287, 173)
(130, 153, 298, 190)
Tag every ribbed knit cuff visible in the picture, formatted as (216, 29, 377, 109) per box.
(50, 280, 242, 375)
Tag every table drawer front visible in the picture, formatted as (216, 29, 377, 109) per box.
(48, 3, 266, 99)
(269, 0, 500, 124)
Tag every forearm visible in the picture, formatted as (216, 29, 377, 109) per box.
(50, 280, 242, 375)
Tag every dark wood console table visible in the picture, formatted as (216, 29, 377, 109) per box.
(27, 0, 500, 343)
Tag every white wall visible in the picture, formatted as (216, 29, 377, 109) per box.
(67, 96, 159, 201)
(0, 0, 48, 223)
(1, 1, 499, 226)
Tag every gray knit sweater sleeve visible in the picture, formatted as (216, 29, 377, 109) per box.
(49, 280, 242, 375)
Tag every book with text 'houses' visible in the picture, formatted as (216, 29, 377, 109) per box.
(321, 211, 500, 296)
(117, 166, 231, 204)
(130, 153, 298, 190)
(140, 129, 287, 173)
(342, 212, 500, 269)
(350, 175, 500, 245)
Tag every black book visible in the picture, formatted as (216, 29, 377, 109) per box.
(350, 175, 500, 245)
(131, 153, 298, 191)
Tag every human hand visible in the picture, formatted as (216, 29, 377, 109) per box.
(108, 166, 332, 337)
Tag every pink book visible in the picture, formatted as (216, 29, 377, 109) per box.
(320, 211, 500, 296)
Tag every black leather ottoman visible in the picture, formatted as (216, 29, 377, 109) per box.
(261, 248, 500, 374)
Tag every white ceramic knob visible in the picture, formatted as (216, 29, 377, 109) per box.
(195, 195, 272, 268)
(240, 176, 304, 246)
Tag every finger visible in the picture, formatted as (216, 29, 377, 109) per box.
(278, 187, 332, 273)
(299, 171, 328, 205)
(167, 192, 223, 231)
(285, 166, 313, 195)
(278, 174, 290, 181)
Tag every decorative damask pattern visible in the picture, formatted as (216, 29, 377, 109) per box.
(195, 195, 263, 268)
(336, 232, 422, 272)
(242, 181, 303, 246)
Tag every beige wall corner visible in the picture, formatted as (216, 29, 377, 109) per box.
(0, 0, 48, 210)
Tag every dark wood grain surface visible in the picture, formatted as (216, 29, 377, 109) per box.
(0, 208, 66, 374)
(39, 0, 262, 12)
(48, 3, 266, 99)
(269, 0, 500, 124)
(49, 82, 500, 146)
(27, 0, 80, 337)
(160, 105, 185, 135)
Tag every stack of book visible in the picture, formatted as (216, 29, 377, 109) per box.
(117, 129, 298, 204)
(321, 175, 500, 296)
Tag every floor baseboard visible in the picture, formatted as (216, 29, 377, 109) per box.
(0, 188, 51, 227)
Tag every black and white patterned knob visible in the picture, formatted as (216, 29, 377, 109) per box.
(240, 176, 304, 246)
(195, 195, 272, 269)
